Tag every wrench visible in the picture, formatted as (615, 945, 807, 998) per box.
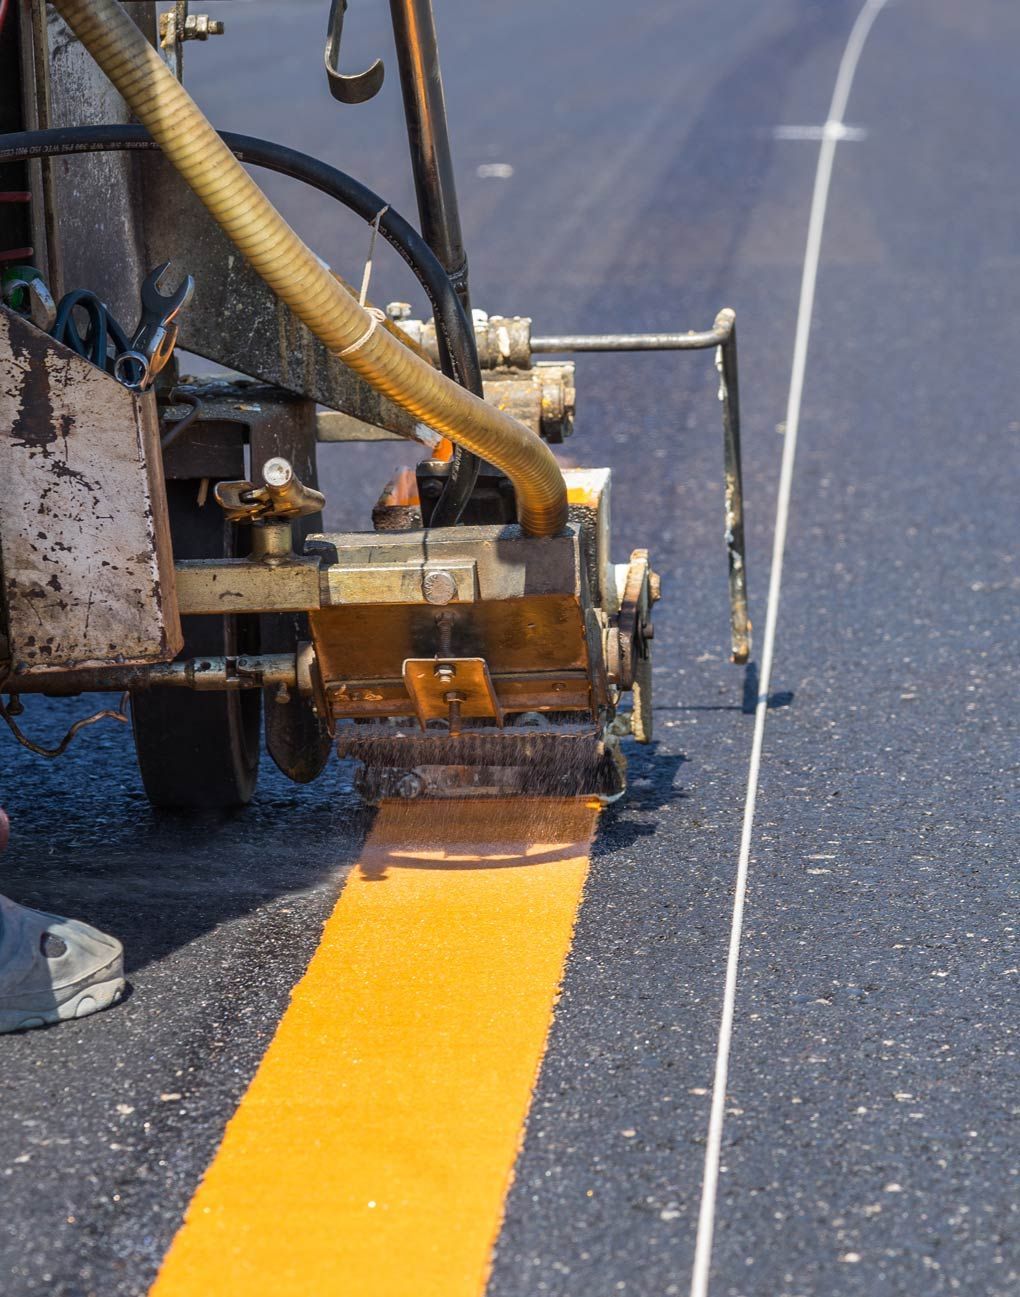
(114, 261, 195, 391)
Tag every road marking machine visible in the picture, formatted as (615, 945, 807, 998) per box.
(0, 0, 750, 807)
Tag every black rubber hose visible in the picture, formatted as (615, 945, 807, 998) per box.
(0, 124, 482, 525)
(50, 286, 132, 370)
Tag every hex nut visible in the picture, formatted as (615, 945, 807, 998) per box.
(395, 772, 425, 799)
(422, 569, 457, 605)
(183, 15, 225, 40)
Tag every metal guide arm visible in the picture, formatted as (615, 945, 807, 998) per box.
(531, 309, 751, 664)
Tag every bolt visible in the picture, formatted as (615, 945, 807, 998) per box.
(434, 611, 456, 658)
(445, 690, 467, 737)
(395, 772, 425, 799)
(434, 662, 456, 685)
(182, 15, 225, 40)
(262, 456, 293, 489)
(423, 569, 457, 605)
(274, 682, 291, 706)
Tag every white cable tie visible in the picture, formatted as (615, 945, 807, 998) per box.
(358, 204, 389, 306)
(339, 306, 386, 358)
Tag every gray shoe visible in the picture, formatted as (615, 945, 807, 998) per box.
(0, 894, 125, 1033)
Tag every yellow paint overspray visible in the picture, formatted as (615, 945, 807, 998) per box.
(150, 797, 601, 1297)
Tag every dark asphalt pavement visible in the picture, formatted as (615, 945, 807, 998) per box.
(1, 1, 1017, 1294)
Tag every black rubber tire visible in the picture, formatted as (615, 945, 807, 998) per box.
(131, 481, 261, 809)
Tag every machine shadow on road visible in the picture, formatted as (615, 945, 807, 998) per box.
(2, 710, 689, 974)
(0, 702, 375, 977)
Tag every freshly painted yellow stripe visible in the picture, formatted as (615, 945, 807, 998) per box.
(150, 797, 600, 1297)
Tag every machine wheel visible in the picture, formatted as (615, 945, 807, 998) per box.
(131, 481, 261, 809)
(610, 549, 656, 745)
(261, 609, 331, 785)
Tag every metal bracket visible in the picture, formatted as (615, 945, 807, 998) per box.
(214, 457, 326, 524)
(402, 658, 503, 733)
(159, 3, 224, 79)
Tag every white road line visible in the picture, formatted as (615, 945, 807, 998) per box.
(771, 123, 868, 142)
(688, 3, 890, 1295)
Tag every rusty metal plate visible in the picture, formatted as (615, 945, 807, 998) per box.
(0, 306, 182, 672)
(309, 595, 589, 687)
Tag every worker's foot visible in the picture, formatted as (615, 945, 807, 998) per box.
(0, 894, 125, 1034)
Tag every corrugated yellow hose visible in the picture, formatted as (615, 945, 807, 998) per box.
(52, 0, 567, 537)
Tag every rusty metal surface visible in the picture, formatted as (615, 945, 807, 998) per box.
(309, 595, 590, 712)
(300, 524, 608, 725)
(564, 467, 614, 613)
(140, 151, 422, 429)
(161, 381, 317, 481)
(174, 521, 585, 620)
(414, 313, 532, 370)
(5, 653, 302, 695)
(481, 363, 574, 443)
(0, 305, 181, 671)
(371, 467, 423, 532)
(40, 4, 157, 316)
(24, 8, 425, 427)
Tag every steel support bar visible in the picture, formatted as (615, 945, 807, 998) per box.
(388, 0, 469, 305)
(530, 328, 730, 352)
(5, 654, 301, 695)
(174, 556, 322, 615)
(715, 316, 751, 663)
(388, 0, 483, 525)
(533, 310, 750, 663)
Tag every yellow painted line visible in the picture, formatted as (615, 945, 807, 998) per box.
(150, 796, 600, 1297)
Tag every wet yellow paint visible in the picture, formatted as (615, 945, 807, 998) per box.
(150, 797, 600, 1297)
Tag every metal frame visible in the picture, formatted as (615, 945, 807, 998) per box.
(530, 308, 751, 664)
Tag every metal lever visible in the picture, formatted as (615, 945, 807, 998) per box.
(325, 0, 385, 104)
(215, 457, 326, 524)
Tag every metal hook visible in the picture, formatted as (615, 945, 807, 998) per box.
(324, 0, 385, 105)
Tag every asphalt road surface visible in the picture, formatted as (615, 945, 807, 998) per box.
(2, 1, 1018, 1294)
